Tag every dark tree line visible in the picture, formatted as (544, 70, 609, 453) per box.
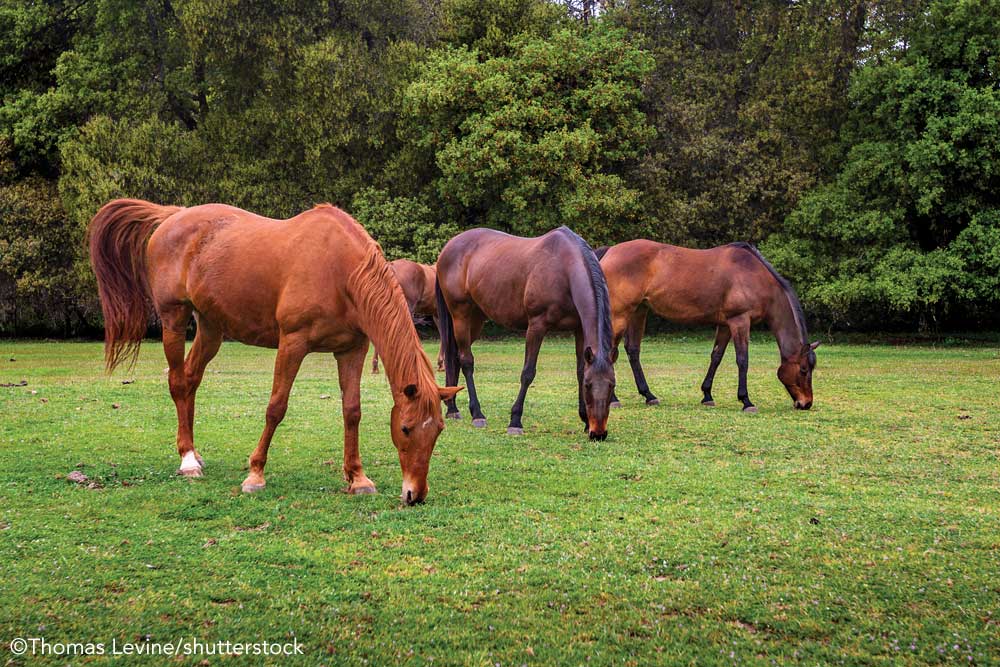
(1, 0, 997, 335)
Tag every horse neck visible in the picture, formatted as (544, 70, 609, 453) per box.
(568, 259, 611, 361)
(765, 282, 806, 361)
(367, 311, 436, 398)
(349, 249, 437, 399)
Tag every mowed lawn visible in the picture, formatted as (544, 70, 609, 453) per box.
(1, 336, 998, 666)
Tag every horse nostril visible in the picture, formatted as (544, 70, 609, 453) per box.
(406, 490, 412, 504)
(804, 401, 812, 410)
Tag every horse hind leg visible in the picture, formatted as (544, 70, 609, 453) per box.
(700, 325, 731, 407)
(454, 313, 487, 426)
(242, 335, 308, 492)
(162, 305, 217, 476)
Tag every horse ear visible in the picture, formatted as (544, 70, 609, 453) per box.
(809, 341, 821, 350)
(438, 385, 463, 401)
(610, 347, 619, 364)
(584, 347, 595, 364)
(403, 384, 418, 399)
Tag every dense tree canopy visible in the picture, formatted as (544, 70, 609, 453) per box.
(1, 0, 997, 334)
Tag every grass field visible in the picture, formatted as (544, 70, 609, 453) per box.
(1, 335, 998, 666)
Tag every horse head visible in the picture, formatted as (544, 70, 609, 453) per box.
(777, 341, 819, 410)
(391, 383, 463, 504)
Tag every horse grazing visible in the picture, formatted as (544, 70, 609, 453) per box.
(88, 199, 461, 504)
(597, 240, 819, 412)
(371, 259, 444, 374)
(436, 227, 617, 440)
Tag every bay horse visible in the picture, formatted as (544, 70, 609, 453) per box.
(596, 240, 819, 412)
(436, 227, 618, 440)
(88, 199, 461, 504)
(371, 259, 444, 374)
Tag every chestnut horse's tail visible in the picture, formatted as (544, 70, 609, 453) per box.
(88, 199, 182, 372)
(435, 279, 459, 383)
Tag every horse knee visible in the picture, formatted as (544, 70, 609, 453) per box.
(265, 400, 288, 427)
(342, 403, 361, 427)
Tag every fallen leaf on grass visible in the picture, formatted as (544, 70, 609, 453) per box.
(0, 380, 26, 387)
(319, 394, 331, 399)
(66, 470, 89, 484)
(122, 379, 135, 385)
(112, 403, 121, 409)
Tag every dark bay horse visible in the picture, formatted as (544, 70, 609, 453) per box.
(89, 199, 461, 504)
(372, 259, 444, 374)
(436, 227, 617, 440)
(597, 240, 819, 412)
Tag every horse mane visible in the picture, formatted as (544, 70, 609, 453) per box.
(346, 240, 437, 406)
(728, 242, 808, 345)
(557, 227, 613, 361)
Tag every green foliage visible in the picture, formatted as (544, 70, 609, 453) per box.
(765, 0, 1000, 327)
(2, 0, 1000, 333)
(400, 25, 654, 243)
(0, 140, 92, 333)
(350, 187, 459, 263)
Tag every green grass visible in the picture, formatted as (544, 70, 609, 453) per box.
(1, 336, 998, 666)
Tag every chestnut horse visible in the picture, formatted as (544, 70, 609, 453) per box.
(597, 240, 819, 412)
(436, 227, 617, 440)
(88, 199, 461, 504)
(372, 259, 444, 374)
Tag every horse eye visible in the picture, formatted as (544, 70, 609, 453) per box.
(401, 425, 411, 436)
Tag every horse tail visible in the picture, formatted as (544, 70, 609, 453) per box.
(593, 245, 611, 260)
(435, 279, 460, 384)
(88, 198, 182, 372)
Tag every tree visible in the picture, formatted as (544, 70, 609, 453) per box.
(399, 24, 655, 244)
(763, 0, 1000, 328)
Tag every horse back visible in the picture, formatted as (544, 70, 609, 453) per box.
(147, 204, 372, 349)
(437, 228, 579, 330)
(603, 240, 776, 325)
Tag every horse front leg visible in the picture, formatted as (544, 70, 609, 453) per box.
(507, 322, 546, 435)
(728, 317, 756, 413)
(624, 307, 658, 405)
(242, 336, 308, 492)
(575, 329, 588, 429)
(336, 345, 376, 494)
(700, 325, 731, 407)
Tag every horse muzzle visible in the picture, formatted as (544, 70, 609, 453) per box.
(794, 400, 813, 410)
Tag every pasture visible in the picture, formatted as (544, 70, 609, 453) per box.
(1, 336, 998, 665)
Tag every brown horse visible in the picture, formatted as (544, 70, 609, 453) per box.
(88, 199, 461, 504)
(436, 227, 617, 440)
(597, 240, 819, 412)
(371, 259, 444, 374)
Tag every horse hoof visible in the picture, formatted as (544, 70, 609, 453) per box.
(702, 400, 716, 407)
(646, 398, 660, 406)
(472, 418, 488, 428)
(506, 427, 524, 436)
(610, 401, 622, 409)
(177, 466, 203, 478)
(743, 406, 758, 414)
(241, 481, 266, 493)
(446, 411, 462, 420)
(347, 485, 377, 495)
